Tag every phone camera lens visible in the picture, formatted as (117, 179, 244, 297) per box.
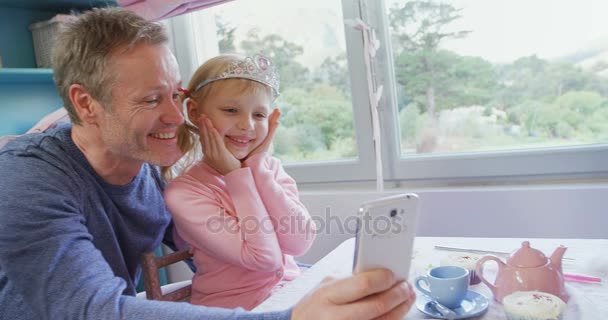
(390, 209, 397, 217)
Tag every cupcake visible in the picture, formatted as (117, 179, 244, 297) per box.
(502, 291, 566, 320)
(440, 253, 481, 285)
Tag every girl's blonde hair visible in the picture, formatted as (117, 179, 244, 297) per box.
(162, 54, 273, 181)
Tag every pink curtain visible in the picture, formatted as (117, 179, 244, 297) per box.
(117, 0, 235, 21)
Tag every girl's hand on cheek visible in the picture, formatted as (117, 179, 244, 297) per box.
(248, 108, 281, 159)
(198, 114, 240, 175)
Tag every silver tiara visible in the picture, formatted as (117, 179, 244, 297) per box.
(193, 54, 280, 98)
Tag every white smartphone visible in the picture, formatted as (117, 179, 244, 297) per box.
(353, 193, 420, 280)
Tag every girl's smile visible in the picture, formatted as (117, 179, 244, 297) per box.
(226, 135, 256, 148)
(188, 79, 273, 160)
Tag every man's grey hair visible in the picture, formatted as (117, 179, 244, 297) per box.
(52, 7, 168, 125)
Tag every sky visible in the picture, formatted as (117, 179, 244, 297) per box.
(209, 0, 347, 67)
(206, 0, 608, 65)
(387, 0, 608, 63)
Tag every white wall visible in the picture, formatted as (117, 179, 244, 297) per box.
(165, 184, 608, 282)
(295, 184, 608, 263)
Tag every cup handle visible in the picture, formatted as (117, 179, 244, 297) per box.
(414, 276, 432, 297)
(476, 255, 502, 293)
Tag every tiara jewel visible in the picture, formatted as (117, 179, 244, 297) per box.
(193, 54, 280, 98)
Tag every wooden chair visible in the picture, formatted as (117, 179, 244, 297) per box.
(140, 249, 194, 302)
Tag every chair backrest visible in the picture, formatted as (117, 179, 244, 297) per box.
(140, 249, 193, 301)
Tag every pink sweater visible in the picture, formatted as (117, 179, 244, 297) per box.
(164, 152, 315, 310)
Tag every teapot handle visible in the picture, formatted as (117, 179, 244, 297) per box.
(476, 255, 505, 294)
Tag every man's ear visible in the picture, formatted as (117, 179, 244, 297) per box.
(68, 84, 103, 125)
(186, 99, 200, 126)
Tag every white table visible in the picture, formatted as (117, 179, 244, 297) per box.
(254, 237, 608, 319)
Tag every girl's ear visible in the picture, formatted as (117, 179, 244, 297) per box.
(186, 99, 200, 126)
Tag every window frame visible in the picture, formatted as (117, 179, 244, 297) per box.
(166, 0, 379, 184)
(368, 0, 608, 184)
(166, 0, 608, 186)
(285, 0, 377, 184)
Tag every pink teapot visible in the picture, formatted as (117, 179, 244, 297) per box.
(476, 241, 568, 303)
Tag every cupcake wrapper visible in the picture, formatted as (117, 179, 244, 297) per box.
(504, 311, 563, 320)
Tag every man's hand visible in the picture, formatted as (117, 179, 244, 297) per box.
(291, 269, 416, 320)
(198, 114, 241, 175)
(247, 108, 280, 159)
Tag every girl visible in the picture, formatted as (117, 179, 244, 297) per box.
(164, 54, 316, 310)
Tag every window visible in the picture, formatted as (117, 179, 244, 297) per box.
(167, 0, 608, 185)
(211, 1, 357, 163)
(376, 0, 608, 182)
(167, 0, 377, 183)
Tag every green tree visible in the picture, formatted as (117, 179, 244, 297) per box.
(215, 15, 236, 53)
(398, 103, 422, 147)
(497, 56, 608, 108)
(587, 102, 608, 141)
(497, 56, 552, 108)
(315, 53, 351, 98)
(274, 84, 356, 161)
(388, 1, 503, 153)
(394, 51, 496, 110)
(389, 0, 471, 117)
(240, 30, 310, 91)
(555, 91, 604, 116)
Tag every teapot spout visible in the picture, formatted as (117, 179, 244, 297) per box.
(550, 246, 567, 272)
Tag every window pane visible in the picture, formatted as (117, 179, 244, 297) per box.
(200, 0, 357, 163)
(386, 0, 608, 157)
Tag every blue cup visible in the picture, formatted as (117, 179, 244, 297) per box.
(414, 265, 470, 309)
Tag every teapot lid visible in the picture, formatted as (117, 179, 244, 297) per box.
(507, 241, 548, 268)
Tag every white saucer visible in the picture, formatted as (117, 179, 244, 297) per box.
(416, 290, 489, 319)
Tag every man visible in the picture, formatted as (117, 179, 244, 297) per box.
(0, 8, 415, 320)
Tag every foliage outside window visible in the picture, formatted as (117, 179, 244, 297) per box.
(387, 0, 608, 156)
